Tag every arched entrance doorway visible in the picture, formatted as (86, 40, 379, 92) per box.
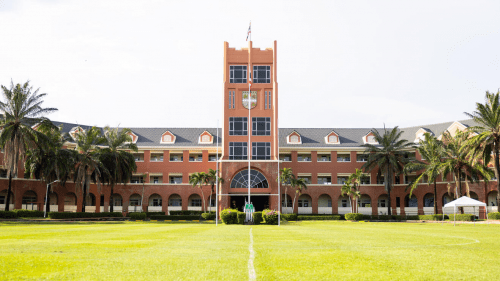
(230, 169, 269, 211)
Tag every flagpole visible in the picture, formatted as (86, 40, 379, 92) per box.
(247, 21, 252, 209)
(216, 119, 219, 226)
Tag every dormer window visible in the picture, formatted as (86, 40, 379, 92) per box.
(325, 130, 340, 144)
(160, 131, 176, 144)
(198, 131, 213, 144)
(287, 131, 302, 144)
(363, 132, 378, 144)
(69, 126, 85, 140)
(414, 128, 433, 143)
(126, 131, 138, 144)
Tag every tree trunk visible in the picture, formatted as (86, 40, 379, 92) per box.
(386, 169, 391, 216)
(81, 177, 87, 213)
(200, 186, 206, 213)
(494, 143, 500, 207)
(433, 180, 438, 215)
(5, 174, 12, 211)
(457, 171, 464, 214)
(45, 183, 51, 215)
(109, 184, 114, 213)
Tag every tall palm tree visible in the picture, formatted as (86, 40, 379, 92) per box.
(206, 168, 224, 212)
(277, 167, 295, 213)
(189, 172, 208, 212)
(73, 126, 107, 212)
(362, 127, 414, 216)
(440, 130, 492, 199)
(99, 126, 138, 212)
(0, 81, 57, 211)
(291, 177, 307, 212)
(24, 124, 76, 214)
(341, 168, 363, 213)
(403, 133, 445, 214)
(465, 90, 500, 206)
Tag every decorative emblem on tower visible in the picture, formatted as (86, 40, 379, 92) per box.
(242, 91, 257, 109)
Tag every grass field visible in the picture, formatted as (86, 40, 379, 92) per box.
(0, 221, 499, 280)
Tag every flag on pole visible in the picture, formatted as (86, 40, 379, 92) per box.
(246, 21, 251, 41)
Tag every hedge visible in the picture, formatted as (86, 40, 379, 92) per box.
(237, 212, 246, 225)
(298, 215, 341, 221)
(345, 213, 363, 221)
(262, 209, 279, 225)
(12, 209, 45, 218)
(48, 212, 123, 219)
(0, 211, 17, 219)
(406, 215, 420, 220)
(448, 214, 475, 221)
(169, 210, 204, 216)
(253, 212, 263, 224)
(220, 209, 238, 224)
(130, 212, 147, 220)
(150, 215, 200, 220)
(201, 212, 216, 220)
(417, 214, 448, 221)
(488, 212, 500, 220)
(281, 213, 297, 221)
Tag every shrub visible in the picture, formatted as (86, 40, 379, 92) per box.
(48, 212, 123, 219)
(378, 215, 391, 221)
(169, 210, 204, 216)
(345, 213, 363, 221)
(201, 212, 216, 220)
(448, 214, 475, 221)
(406, 215, 420, 220)
(220, 209, 238, 224)
(12, 209, 44, 218)
(237, 212, 246, 225)
(149, 215, 200, 220)
(252, 212, 263, 224)
(488, 212, 500, 220)
(0, 211, 17, 219)
(297, 215, 341, 221)
(362, 215, 372, 221)
(129, 212, 147, 220)
(262, 209, 280, 225)
(393, 215, 404, 221)
(281, 213, 297, 221)
(145, 212, 165, 218)
(418, 214, 448, 221)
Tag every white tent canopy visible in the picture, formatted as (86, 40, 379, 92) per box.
(442, 196, 488, 226)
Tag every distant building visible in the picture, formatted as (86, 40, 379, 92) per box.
(0, 41, 497, 217)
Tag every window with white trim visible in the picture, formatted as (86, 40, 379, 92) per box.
(229, 117, 247, 136)
(230, 66, 247, 83)
(150, 153, 163, 162)
(253, 66, 270, 83)
(228, 91, 235, 109)
(169, 176, 183, 184)
(337, 176, 348, 185)
(337, 154, 351, 162)
(152, 198, 162, 206)
(229, 142, 248, 160)
(190, 199, 202, 207)
(297, 154, 311, 162)
(360, 176, 370, 185)
(252, 117, 270, 136)
(318, 154, 331, 162)
(265, 91, 272, 109)
(131, 176, 144, 183)
(252, 142, 270, 160)
(317, 176, 332, 184)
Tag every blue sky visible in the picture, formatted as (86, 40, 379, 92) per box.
(1, 0, 499, 129)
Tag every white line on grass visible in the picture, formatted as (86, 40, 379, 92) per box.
(248, 228, 256, 281)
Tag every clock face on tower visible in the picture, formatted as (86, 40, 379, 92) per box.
(242, 91, 257, 109)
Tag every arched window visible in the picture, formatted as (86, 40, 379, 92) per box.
(230, 169, 269, 188)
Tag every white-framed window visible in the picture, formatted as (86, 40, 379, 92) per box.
(130, 199, 140, 206)
(133, 154, 144, 162)
(189, 154, 203, 162)
(317, 177, 332, 185)
(229, 65, 247, 83)
(152, 198, 162, 206)
(150, 154, 163, 162)
(252, 117, 271, 136)
(328, 135, 338, 143)
(337, 176, 348, 185)
(131, 176, 144, 184)
(169, 176, 183, 184)
(298, 177, 311, 184)
(169, 198, 182, 206)
(252, 142, 271, 160)
(229, 142, 248, 160)
(298, 199, 309, 207)
(357, 154, 368, 162)
(190, 199, 202, 207)
(151, 176, 162, 184)
(337, 154, 351, 162)
(170, 154, 183, 162)
(253, 65, 270, 83)
(228, 90, 235, 109)
(341, 199, 348, 207)
(328, 200, 332, 207)
(279, 154, 291, 161)
(229, 117, 248, 136)
(297, 154, 311, 162)
(318, 154, 331, 162)
(360, 176, 370, 185)
(265, 91, 272, 109)
(209, 154, 217, 162)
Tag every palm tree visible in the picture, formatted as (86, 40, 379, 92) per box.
(99, 126, 138, 212)
(440, 130, 492, 200)
(0, 81, 57, 211)
(362, 127, 414, 216)
(465, 90, 500, 206)
(403, 133, 445, 214)
(291, 177, 307, 212)
(189, 172, 208, 212)
(206, 168, 224, 212)
(277, 167, 295, 213)
(73, 126, 107, 212)
(341, 168, 363, 213)
(24, 124, 76, 214)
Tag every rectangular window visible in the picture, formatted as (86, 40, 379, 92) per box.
(169, 176, 183, 184)
(189, 154, 203, 162)
(130, 176, 144, 184)
(230, 65, 247, 83)
(229, 117, 248, 136)
(252, 117, 270, 136)
(228, 91, 235, 109)
(268, 91, 272, 109)
(297, 154, 312, 162)
(318, 154, 331, 162)
(152, 198, 162, 206)
(377, 176, 385, 185)
(150, 176, 162, 184)
(328, 200, 332, 207)
(337, 154, 351, 162)
(133, 153, 144, 162)
(298, 176, 311, 184)
(169, 198, 182, 206)
(229, 142, 248, 160)
(337, 176, 348, 185)
(208, 154, 217, 162)
(190, 199, 202, 207)
(252, 142, 270, 160)
(169, 154, 183, 162)
(253, 66, 270, 83)
(0, 169, 6, 178)
(265, 91, 268, 109)
(279, 154, 291, 162)
(318, 177, 332, 184)
(360, 176, 370, 185)
(357, 154, 368, 162)
(130, 199, 140, 206)
(150, 154, 163, 162)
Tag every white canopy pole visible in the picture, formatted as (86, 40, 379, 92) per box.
(454, 206, 456, 227)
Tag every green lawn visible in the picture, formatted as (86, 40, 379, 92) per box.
(0, 221, 499, 280)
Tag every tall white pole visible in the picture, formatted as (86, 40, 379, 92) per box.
(278, 116, 280, 226)
(248, 29, 252, 207)
(216, 120, 219, 226)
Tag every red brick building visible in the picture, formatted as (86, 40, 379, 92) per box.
(0, 41, 498, 217)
